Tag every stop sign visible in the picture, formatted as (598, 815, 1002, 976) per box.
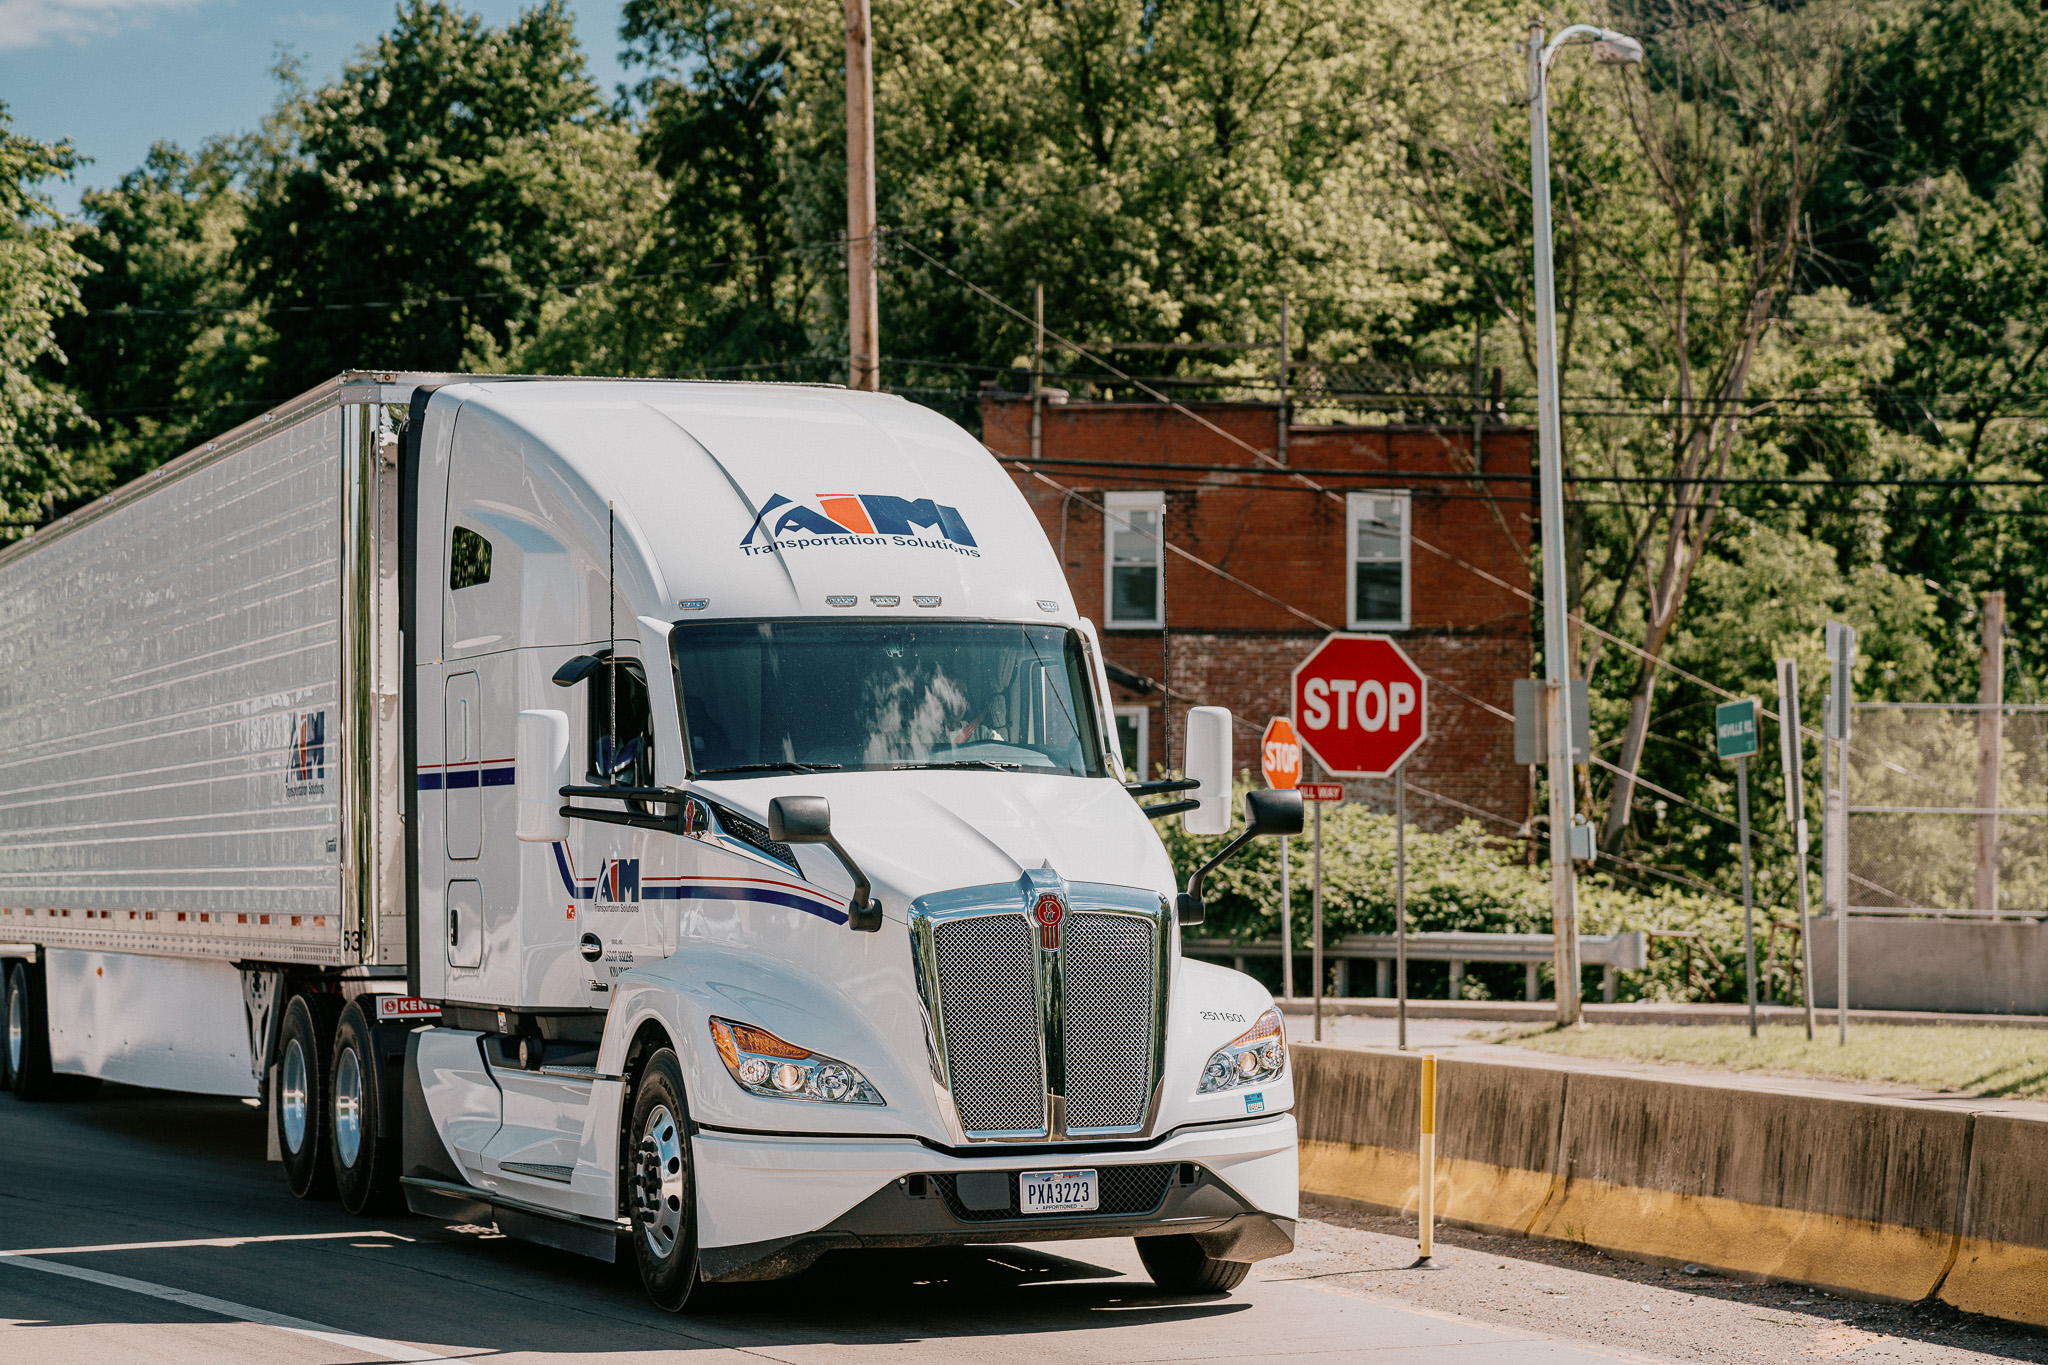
(1260, 717, 1301, 789)
(1291, 634, 1428, 777)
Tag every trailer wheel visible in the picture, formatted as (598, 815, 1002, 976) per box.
(1135, 1234, 1251, 1294)
(6, 960, 56, 1101)
(627, 1049, 709, 1312)
(331, 999, 403, 1214)
(278, 992, 344, 1198)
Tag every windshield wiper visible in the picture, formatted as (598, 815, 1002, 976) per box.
(696, 762, 846, 775)
(891, 760, 1024, 771)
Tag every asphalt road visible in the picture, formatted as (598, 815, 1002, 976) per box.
(1, 1084, 2042, 1364)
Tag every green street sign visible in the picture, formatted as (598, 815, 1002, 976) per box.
(1716, 698, 1759, 761)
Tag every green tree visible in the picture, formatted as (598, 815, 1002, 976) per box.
(57, 137, 272, 493)
(239, 0, 632, 390)
(0, 104, 91, 525)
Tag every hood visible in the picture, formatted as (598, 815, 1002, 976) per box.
(695, 769, 1176, 914)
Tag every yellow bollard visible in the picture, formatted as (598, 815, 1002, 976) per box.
(1417, 1053, 1437, 1266)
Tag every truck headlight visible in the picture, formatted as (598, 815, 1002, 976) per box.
(709, 1017, 885, 1105)
(1198, 1007, 1286, 1093)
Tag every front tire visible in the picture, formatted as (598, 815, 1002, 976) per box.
(6, 960, 55, 1101)
(627, 1049, 707, 1312)
(277, 992, 343, 1199)
(331, 999, 403, 1214)
(1136, 1234, 1252, 1294)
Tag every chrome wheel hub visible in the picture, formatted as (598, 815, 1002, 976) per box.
(634, 1103, 685, 1259)
(281, 1036, 309, 1154)
(6, 980, 21, 1077)
(334, 1044, 363, 1168)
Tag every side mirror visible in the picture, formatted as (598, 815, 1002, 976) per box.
(767, 796, 882, 933)
(1181, 706, 1232, 835)
(515, 710, 570, 842)
(767, 795, 833, 844)
(1176, 788, 1306, 926)
(1243, 788, 1304, 837)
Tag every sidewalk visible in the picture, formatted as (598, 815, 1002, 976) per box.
(1281, 1003, 2048, 1124)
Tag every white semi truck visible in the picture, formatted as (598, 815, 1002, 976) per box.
(0, 373, 1302, 1309)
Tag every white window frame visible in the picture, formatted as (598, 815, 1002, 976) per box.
(1113, 705, 1151, 782)
(1346, 490, 1411, 630)
(1103, 490, 1166, 629)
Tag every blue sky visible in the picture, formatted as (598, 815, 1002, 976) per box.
(1, 1, 634, 217)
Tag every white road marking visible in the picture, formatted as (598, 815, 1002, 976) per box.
(0, 1252, 456, 1363)
(0, 1230, 412, 1257)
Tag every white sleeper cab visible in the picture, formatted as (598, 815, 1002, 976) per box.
(0, 373, 1302, 1309)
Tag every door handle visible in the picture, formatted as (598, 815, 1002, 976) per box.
(449, 907, 460, 946)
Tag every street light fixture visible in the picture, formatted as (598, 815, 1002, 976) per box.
(1528, 17, 1643, 1027)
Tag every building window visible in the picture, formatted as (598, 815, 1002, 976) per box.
(1104, 491, 1164, 628)
(1114, 705, 1150, 780)
(1347, 491, 1409, 629)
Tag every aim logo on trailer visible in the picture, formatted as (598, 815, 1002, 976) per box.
(284, 710, 327, 799)
(739, 493, 978, 553)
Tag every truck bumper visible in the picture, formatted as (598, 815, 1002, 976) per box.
(692, 1113, 1298, 1283)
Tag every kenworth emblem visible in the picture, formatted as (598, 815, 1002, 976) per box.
(1034, 892, 1066, 951)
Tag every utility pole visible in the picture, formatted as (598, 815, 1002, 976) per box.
(1471, 319, 1486, 473)
(1031, 283, 1044, 463)
(1526, 13, 1642, 1029)
(1529, 15, 1581, 1025)
(844, 0, 880, 391)
(1277, 293, 1290, 466)
(1977, 591, 2005, 917)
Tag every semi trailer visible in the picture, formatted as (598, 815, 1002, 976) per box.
(0, 372, 1302, 1309)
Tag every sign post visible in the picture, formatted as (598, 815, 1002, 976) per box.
(1292, 635, 1430, 1046)
(1776, 660, 1815, 1041)
(1261, 719, 1302, 1003)
(1716, 697, 1761, 1037)
(1300, 782, 1344, 1040)
(1825, 620, 1857, 1045)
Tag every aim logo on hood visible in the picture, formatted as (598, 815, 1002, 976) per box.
(741, 493, 978, 554)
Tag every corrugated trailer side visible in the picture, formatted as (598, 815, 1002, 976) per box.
(0, 378, 407, 973)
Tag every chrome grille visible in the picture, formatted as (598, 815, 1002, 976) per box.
(1062, 912, 1156, 1129)
(932, 915, 1045, 1133)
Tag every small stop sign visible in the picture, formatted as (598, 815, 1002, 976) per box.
(1261, 717, 1301, 789)
(1291, 633, 1428, 777)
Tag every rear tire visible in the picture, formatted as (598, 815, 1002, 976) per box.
(331, 999, 403, 1214)
(1136, 1234, 1252, 1294)
(627, 1049, 709, 1312)
(6, 960, 55, 1101)
(278, 992, 344, 1199)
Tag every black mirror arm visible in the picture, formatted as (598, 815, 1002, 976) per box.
(1176, 825, 1261, 927)
(816, 835, 881, 933)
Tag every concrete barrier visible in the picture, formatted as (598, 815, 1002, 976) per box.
(1292, 1044, 2048, 1325)
(1809, 918, 2048, 1014)
(1940, 1114, 2048, 1325)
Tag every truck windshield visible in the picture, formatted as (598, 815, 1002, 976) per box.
(672, 620, 1107, 778)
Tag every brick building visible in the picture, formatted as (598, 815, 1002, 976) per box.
(983, 395, 1535, 833)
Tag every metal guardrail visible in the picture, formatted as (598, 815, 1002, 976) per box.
(1184, 931, 1650, 1003)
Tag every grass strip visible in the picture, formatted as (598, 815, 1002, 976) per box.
(1502, 1023, 2048, 1099)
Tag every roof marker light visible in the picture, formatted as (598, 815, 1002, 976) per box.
(870, 595, 900, 607)
(826, 595, 858, 608)
(678, 598, 709, 611)
(1037, 600, 1060, 612)
(913, 595, 942, 608)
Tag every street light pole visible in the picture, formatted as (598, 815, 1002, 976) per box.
(1528, 16, 1642, 1027)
